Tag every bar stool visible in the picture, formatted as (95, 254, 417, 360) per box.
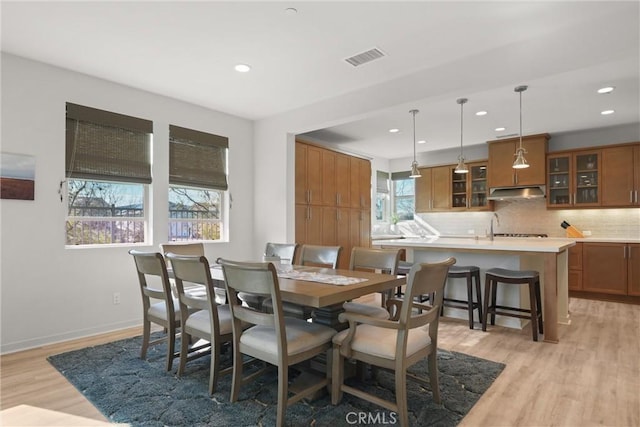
(444, 265, 482, 329)
(483, 268, 543, 341)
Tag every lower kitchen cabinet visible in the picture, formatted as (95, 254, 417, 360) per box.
(568, 242, 583, 291)
(581, 242, 639, 296)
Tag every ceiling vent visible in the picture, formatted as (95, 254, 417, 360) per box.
(344, 47, 386, 67)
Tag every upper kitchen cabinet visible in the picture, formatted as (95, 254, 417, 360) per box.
(487, 134, 548, 188)
(415, 166, 450, 212)
(350, 156, 371, 209)
(451, 161, 493, 211)
(295, 143, 323, 206)
(547, 149, 601, 208)
(601, 143, 640, 207)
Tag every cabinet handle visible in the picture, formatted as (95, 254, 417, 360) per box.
(623, 245, 627, 259)
(636, 190, 638, 204)
(308, 207, 312, 220)
(309, 190, 312, 204)
(573, 193, 577, 205)
(631, 191, 634, 204)
(513, 174, 516, 185)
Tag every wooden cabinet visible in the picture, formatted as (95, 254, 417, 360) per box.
(628, 244, 640, 296)
(414, 166, 450, 212)
(601, 144, 640, 207)
(295, 141, 371, 269)
(583, 243, 631, 295)
(488, 134, 548, 188)
(568, 242, 583, 291)
(451, 162, 492, 211)
(547, 150, 601, 208)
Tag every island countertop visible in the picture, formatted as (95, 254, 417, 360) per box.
(373, 237, 576, 253)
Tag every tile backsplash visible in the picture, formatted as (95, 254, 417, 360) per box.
(412, 199, 640, 238)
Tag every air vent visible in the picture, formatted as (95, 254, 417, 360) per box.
(344, 48, 386, 67)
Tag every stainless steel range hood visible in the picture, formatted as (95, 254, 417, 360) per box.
(487, 186, 546, 200)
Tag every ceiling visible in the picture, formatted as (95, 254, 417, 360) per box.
(2, 1, 639, 160)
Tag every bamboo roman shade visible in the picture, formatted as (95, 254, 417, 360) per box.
(376, 170, 389, 193)
(391, 171, 411, 180)
(65, 103, 153, 183)
(169, 125, 228, 191)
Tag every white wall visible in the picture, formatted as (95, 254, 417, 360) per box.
(0, 54, 255, 353)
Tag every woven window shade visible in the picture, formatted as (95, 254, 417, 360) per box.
(169, 125, 228, 191)
(376, 170, 389, 193)
(65, 103, 152, 183)
(391, 171, 411, 180)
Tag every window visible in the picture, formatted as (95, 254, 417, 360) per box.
(168, 125, 228, 242)
(65, 103, 152, 246)
(375, 170, 389, 221)
(392, 172, 414, 221)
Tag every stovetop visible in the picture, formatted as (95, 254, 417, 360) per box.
(493, 233, 548, 238)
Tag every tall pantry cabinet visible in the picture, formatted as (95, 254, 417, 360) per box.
(295, 141, 371, 269)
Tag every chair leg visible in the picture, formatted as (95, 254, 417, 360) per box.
(482, 278, 491, 332)
(209, 340, 220, 395)
(165, 325, 176, 372)
(230, 342, 243, 403)
(395, 368, 408, 427)
(276, 362, 288, 427)
(141, 320, 151, 360)
(474, 271, 483, 324)
(427, 352, 441, 404)
(528, 281, 539, 341)
(178, 331, 190, 376)
(331, 345, 344, 405)
(465, 273, 474, 329)
(490, 279, 498, 325)
(535, 279, 544, 334)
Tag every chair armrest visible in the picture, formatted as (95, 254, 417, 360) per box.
(338, 311, 400, 330)
(385, 297, 403, 321)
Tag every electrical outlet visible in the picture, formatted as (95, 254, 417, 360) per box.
(113, 292, 121, 305)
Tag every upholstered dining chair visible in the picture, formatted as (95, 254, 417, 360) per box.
(342, 247, 403, 319)
(331, 257, 456, 427)
(129, 250, 182, 371)
(218, 258, 337, 427)
(166, 253, 247, 395)
(160, 242, 226, 305)
(262, 244, 341, 319)
(239, 242, 299, 311)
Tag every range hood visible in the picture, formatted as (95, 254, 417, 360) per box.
(487, 186, 546, 200)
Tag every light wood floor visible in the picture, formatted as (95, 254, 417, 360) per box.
(1, 298, 638, 426)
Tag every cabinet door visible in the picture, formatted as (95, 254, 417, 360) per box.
(583, 243, 627, 295)
(336, 207, 351, 269)
(488, 141, 516, 187)
(547, 154, 572, 207)
(514, 136, 547, 186)
(359, 159, 371, 209)
(431, 166, 451, 210)
(321, 150, 336, 206)
(349, 158, 364, 208)
(452, 167, 467, 209)
(628, 244, 640, 296)
(335, 153, 351, 206)
(306, 145, 323, 206)
(295, 144, 308, 204)
(295, 204, 307, 243)
(568, 243, 583, 290)
(602, 146, 635, 207)
(296, 204, 323, 248)
(635, 145, 640, 206)
(415, 168, 432, 212)
(468, 162, 491, 210)
(573, 150, 600, 207)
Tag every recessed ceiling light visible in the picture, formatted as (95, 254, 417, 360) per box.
(495, 127, 506, 131)
(601, 109, 615, 115)
(388, 128, 400, 133)
(597, 86, 615, 94)
(475, 111, 488, 116)
(417, 140, 426, 144)
(234, 64, 251, 73)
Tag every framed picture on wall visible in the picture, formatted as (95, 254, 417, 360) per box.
(0, 152, 35, 200)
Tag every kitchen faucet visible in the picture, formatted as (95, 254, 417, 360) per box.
(489, 213, 500, 241)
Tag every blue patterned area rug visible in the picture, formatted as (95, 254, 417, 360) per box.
(48, 333, 504, 426)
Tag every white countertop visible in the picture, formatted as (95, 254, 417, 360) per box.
(373, 237, 576, 253)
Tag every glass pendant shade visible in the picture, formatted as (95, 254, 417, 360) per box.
(454, 157, 469, 173)
(409, 109, 421, 178)
(513, 85, 530, 169)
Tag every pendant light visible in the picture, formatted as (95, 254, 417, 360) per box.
(454, 98, 469, 174)
(512, 85, 530, 169)
(409, 109, 421, 178)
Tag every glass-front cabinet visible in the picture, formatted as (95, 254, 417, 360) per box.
(451, 162, 491, 211)
(547, 150, 600, 208)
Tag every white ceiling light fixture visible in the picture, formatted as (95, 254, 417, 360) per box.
(454, 98, 469, 174)
(418, 139, 426, 144)
(512, 85, 530, 169)
(495, 127, 506, 131)
(475, 111, 487, 116)
(388, 128, 399, 133)
(409, 109, 421, 178)
(601, 109, 615, 115)
(597, 86, 615, 94)
(234, 64, 251, 73)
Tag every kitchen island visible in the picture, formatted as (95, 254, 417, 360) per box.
(373, 237, 576, 343)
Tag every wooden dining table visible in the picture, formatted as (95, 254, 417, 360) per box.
(209, 264, 406, 329)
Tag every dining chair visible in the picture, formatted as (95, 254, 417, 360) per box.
(262, 244, 341, 319)
(160, 242, 226, 304)
(166, 253, 247, 395)
(342, 247, 402, 319)
(239, 242, 299, 311)
(218, 258, 337, 427)
(331, 257, 456, 427)
(129, 250, 182, 371)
